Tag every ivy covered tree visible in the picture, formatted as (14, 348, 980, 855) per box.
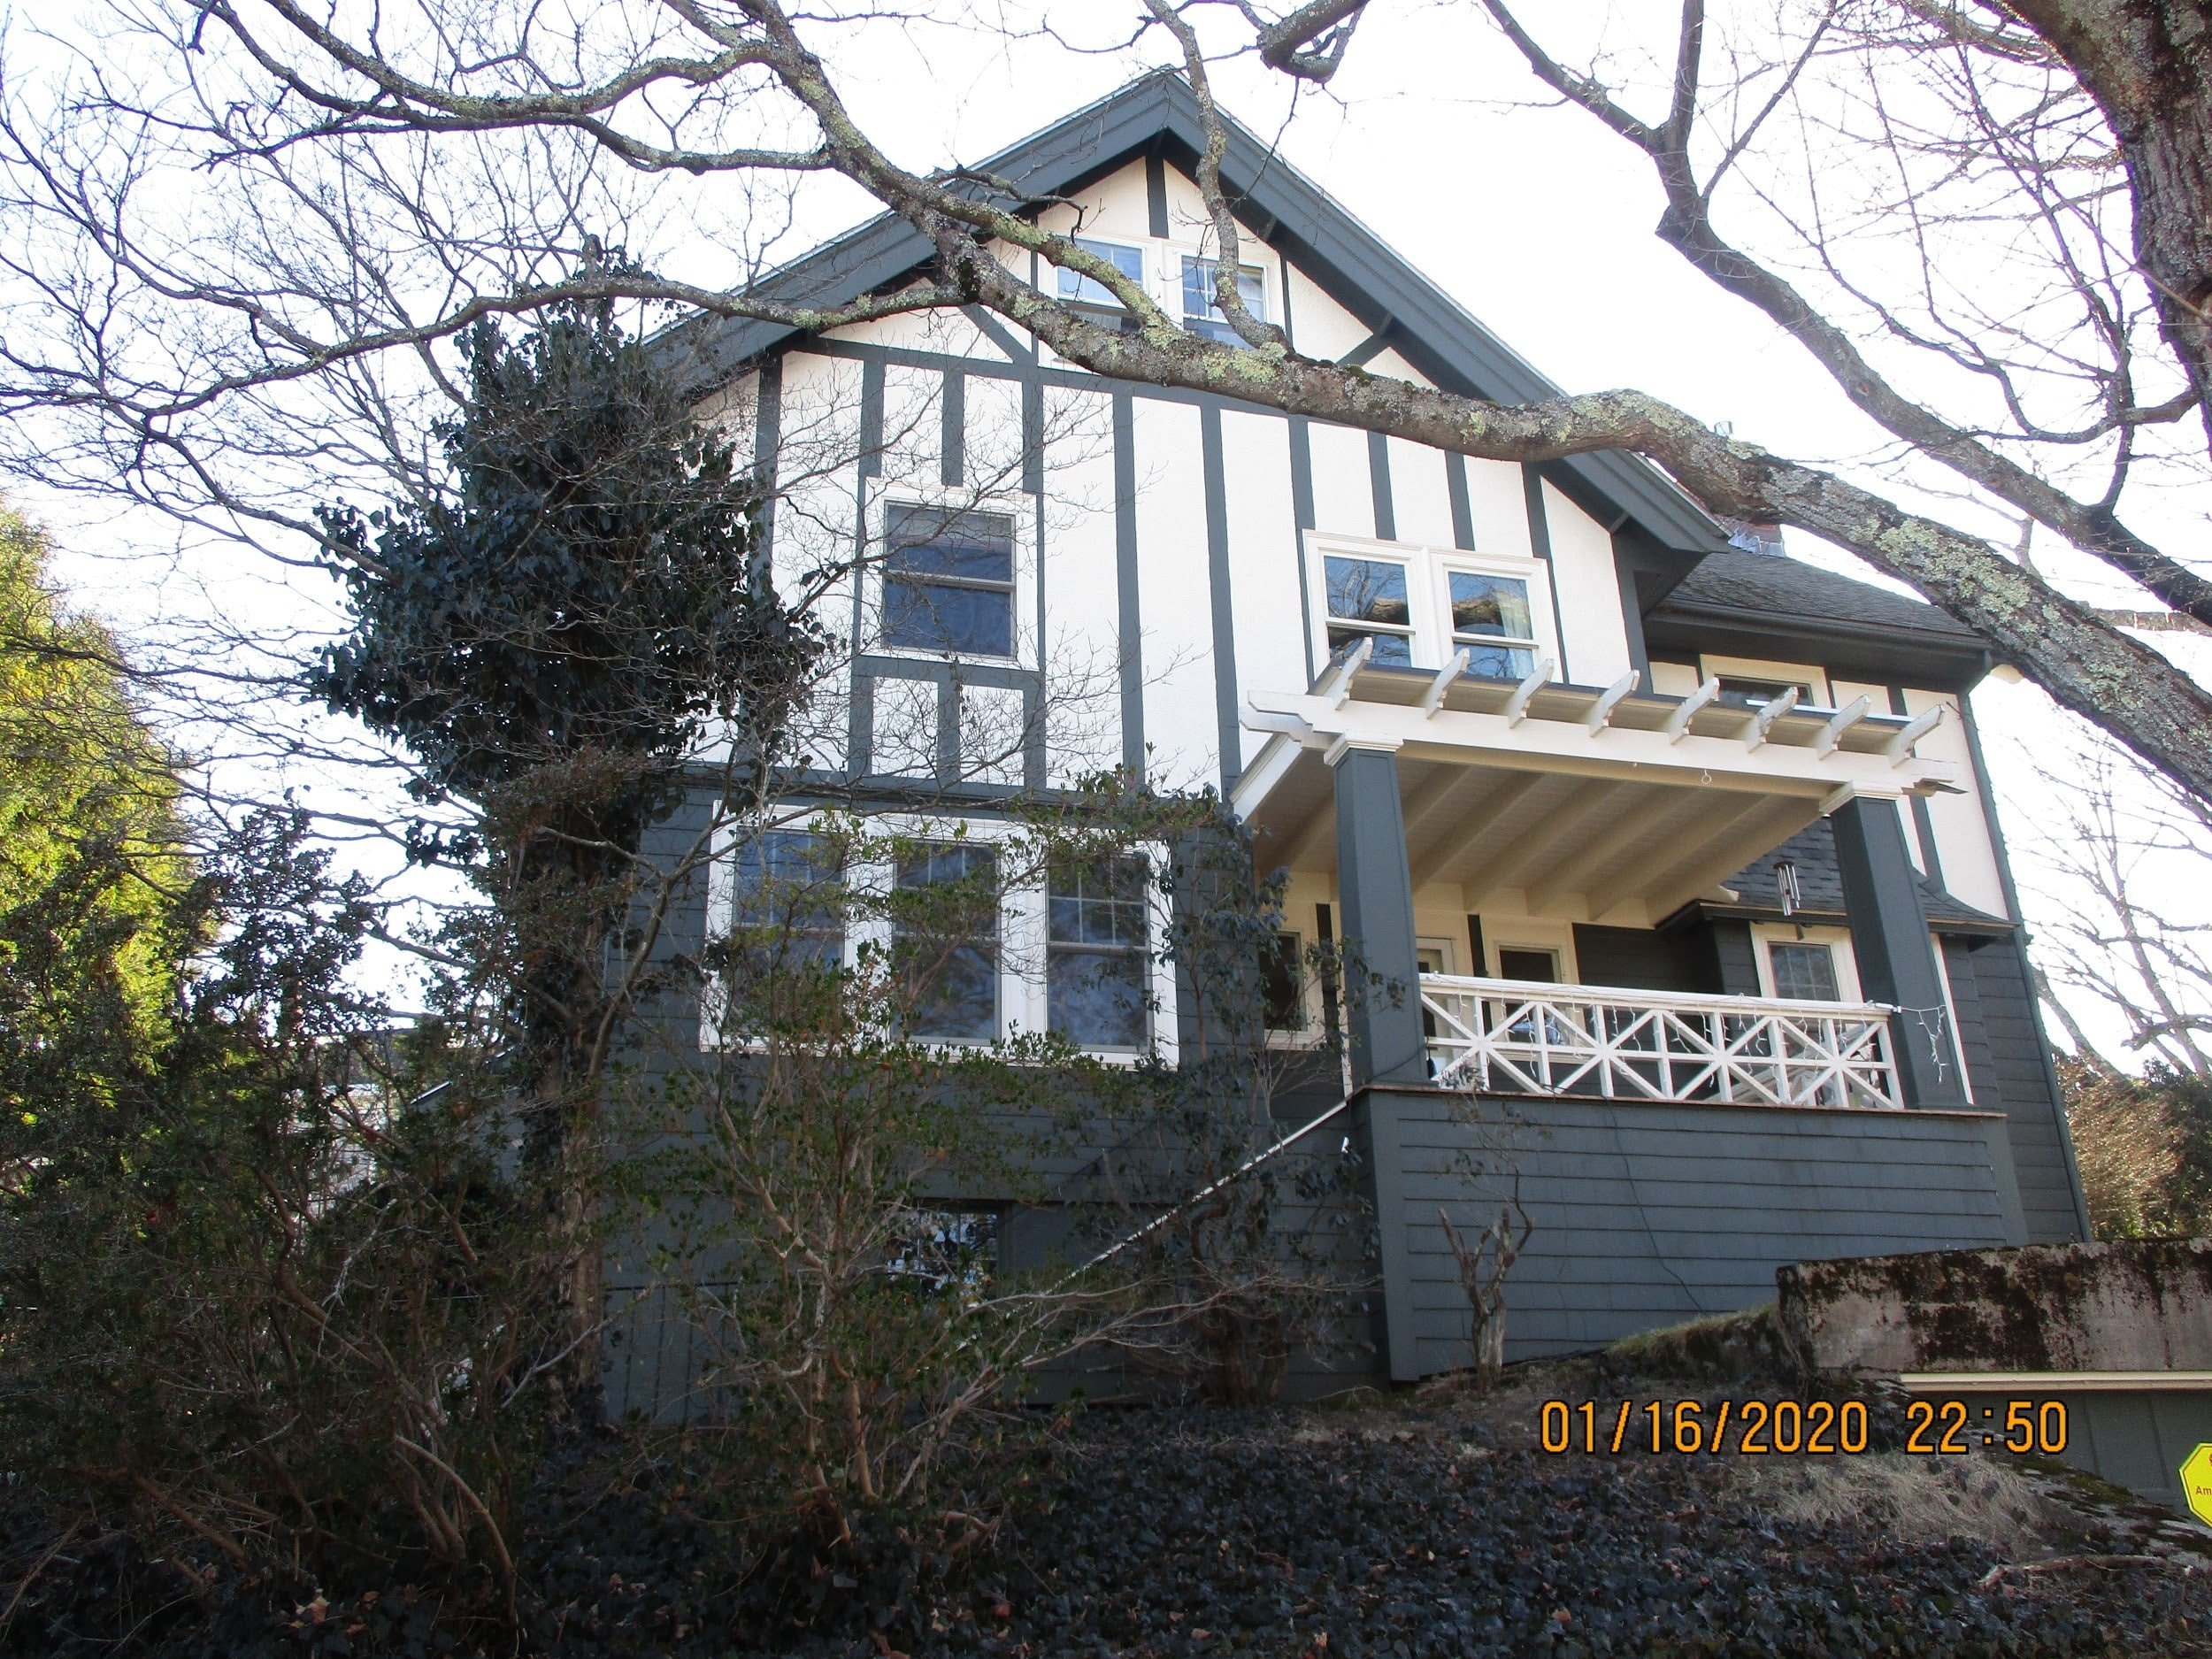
(312, 288, 820, 1411)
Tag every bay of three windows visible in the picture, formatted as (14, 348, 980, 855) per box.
(729, 829, 1149, 1050)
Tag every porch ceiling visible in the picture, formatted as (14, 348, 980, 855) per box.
(1244, 752, 1824, 925)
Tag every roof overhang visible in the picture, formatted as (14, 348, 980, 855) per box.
(1234, 659, 1960, 926)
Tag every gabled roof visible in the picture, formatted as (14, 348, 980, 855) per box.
(680, 70, 1730, 557)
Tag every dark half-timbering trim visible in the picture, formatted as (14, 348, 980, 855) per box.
(1113, 390, 1145, 774)
(1202, 403, 1241, 793)
(1367, 428, 1395, 542)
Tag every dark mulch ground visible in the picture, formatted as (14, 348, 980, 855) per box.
(8, 1380, 2212, 1657)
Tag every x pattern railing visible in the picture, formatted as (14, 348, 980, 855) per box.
(1419, 975, 1902, 1110)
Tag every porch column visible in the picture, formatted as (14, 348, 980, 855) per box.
(1832, 794, 1971, 1110)
(1328, 736, 1428, 1087)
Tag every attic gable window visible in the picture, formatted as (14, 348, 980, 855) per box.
(881, 504, 1016, 658)
(1056, 238, 1145, 308)
(1181, 256, 1266, 343)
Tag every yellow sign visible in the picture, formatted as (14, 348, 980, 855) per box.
(2179, 1444, 2212, 1526)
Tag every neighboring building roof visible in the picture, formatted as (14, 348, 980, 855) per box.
(671, 69, 1731, 559)
(1712, 819, 2010, 933)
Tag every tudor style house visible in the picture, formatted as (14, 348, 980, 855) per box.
(625, 71, 2088, 1395)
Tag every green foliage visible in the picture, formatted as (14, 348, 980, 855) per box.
(311, 290, 816, 846)
(0, 503, 186, 1048)
(2064, 1059, 2212, 1238)
(0, 805, 565, 1602)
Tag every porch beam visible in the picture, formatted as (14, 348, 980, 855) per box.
(1640, 797, 1823, 920)
(1587, 790, 1780, 920)
(1406, 769, 1547, 888)
(1526, 785, 1708, 913)
(1463, 778, 1609, 906)
(1832, 795, 1972, 1110)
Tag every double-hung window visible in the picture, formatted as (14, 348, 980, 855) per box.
(896, 843, 1000, 1041)
(1323, 554, 1415, 665)
(728, 830, 846, 973)
(882, 505, 1016, 657)
(1047, 857, 1148, 1049)
(1057, 238, 1145, 309)
(1181, 256, 1266, 344)
(1446, 569, 1540, 679)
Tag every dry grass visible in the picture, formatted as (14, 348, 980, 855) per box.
(1732, 1451, 2059, 1552)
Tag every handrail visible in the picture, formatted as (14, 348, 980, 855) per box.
(1416, 972, 1896, 1022)
(1417, 974, 1902, 1110)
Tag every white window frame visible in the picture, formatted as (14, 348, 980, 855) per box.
(1056, 235, 1148, 310)
(1176, 250, 1271, 343)
(1751, 923, 1863, 1002)
(1699, 654, 1833, 709)
(1303, 531, 1560, 680)
(701, 810, 861, 1051)
(1480, 916, 1579, 984)
(868, 488, 1031, 670)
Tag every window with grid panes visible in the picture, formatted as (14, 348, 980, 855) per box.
(1323, 555, 1414, 665)
(1047, 857, 1148, 1048)
(1181, 257, 1267, 343)
(728, 830, 845, 972)
(896, 843, 1000, 1040)
(1057, 238, 1145, 308)
(1768, 941, 1840, 1002)
(881, 505, 1015, 657)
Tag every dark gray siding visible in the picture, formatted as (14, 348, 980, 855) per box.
(1573, 924, 1720, 993)
(1945, 933, 2085, 1243)
(1367, 1088, 2018, 1377)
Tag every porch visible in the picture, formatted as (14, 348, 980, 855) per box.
(1233, 650, 1973, 1115)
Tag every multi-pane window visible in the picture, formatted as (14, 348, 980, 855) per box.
(881, 505, 1015, 657)
(1447, 570, 1538, 679)
(728, 830, 846, 972)
(897, 843, 1000, 1041)
(1057, 238, 1145, 308)
(1768, 941, 1840, 1002)
(1047, 857, 1148, 1049)
(1181, 257, 1266, 343)
(1323, 555, 1414, 665)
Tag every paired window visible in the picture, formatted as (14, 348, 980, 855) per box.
(881, 505, 1016, 658)
(897, 843, 1001, 1041)
(1057, 238, 1145, 308)
(1181, 256, 1267, 343)
(1046, 857, 1149, 1049)
(1322, 548, 1542, 677)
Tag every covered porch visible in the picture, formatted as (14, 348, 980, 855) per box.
(1233, 650, 1971, 1113)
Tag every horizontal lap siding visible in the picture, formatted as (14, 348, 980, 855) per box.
(1951, 936, 2085, 1242)
(1369, 1090, 2014, 1375)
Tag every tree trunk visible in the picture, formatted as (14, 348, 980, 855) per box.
(2012, 2, 2212, 456)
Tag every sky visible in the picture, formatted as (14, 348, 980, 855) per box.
(15, 0, 2208, 1065)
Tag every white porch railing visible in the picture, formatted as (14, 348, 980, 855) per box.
(1418, 974, 1902, 1110)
